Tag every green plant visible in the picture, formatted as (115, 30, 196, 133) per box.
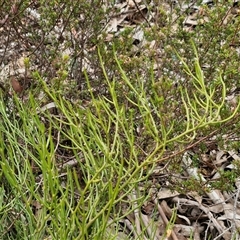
(1, 1, 240, 239)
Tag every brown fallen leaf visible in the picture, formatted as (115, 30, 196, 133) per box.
(11, 78, 23, 94)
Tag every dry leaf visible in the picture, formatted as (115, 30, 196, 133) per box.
(11, 78, 23, 94)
